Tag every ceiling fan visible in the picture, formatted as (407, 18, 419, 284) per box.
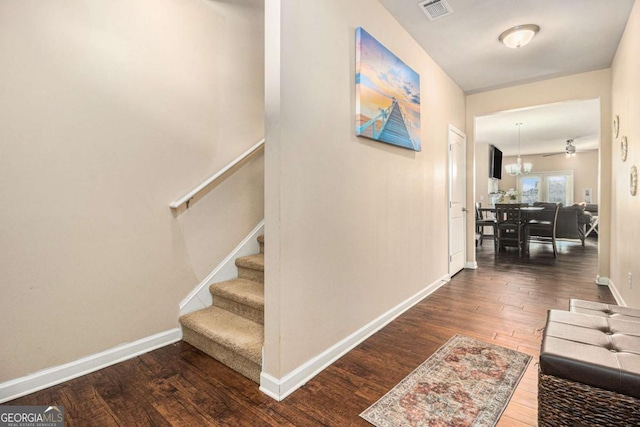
(542, 139, 578, 157)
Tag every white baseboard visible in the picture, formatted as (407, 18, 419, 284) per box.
(465, 261, 478, 269)
(595, 275, 609, 286)
(259, 274, 450, 401)
(607, 279, 628, 307)
(0, 328, 182, 404)
(180, 220, 265, 315)
(259, 373, 281, 401)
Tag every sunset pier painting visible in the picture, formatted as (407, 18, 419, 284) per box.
(356, 27, 421, 151)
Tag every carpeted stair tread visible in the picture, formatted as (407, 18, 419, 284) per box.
(210, 278, 264, 310)
(180, 234, 265, 383)
(236, 253, 264, 271)
(180, 306, 263, 364)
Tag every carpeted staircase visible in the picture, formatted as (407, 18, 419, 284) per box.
(179, 235, 264, 382)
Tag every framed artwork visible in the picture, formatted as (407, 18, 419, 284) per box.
(583, 188, 592, 203)
(355, 27, 421, 151)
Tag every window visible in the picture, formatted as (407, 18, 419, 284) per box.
(521, 176, 541, 204)
(517, 171, 573, 205)
(547, 175, 570, 204)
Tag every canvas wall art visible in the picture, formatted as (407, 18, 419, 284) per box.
(355, 27, 421, 151)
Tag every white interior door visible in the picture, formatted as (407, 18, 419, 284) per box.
(448, 125, 466, 276)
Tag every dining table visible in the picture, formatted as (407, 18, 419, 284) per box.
(482, 205, 546, 255)
(519, 205, 546, 219)
(479, 205, 545, 218)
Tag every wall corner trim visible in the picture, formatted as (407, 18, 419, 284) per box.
(606, 279, 628, 307)
(259, 373, 281, 401)
(259, 274, 450, 401)
(595, 275, 610, 286)
(465, 262, 478, 269)
(0, 328, 182, 404)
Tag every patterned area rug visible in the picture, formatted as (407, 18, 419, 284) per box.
(360, 335, 532, 427)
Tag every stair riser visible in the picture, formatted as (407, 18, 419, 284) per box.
(182, 327, 261, 383)
(213, 296, 264, 325)
(238, 267, 264, 283)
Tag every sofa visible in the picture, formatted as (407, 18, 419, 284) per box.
(585, 203, 598, 216)
(529, 202, 593, 245)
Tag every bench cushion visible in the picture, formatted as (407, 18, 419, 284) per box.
(570, 298, 640, 322)
(540, 310, 640, 399)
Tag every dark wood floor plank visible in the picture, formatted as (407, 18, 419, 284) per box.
(8, 238, 610, 426)
(58, 380, 121, 427)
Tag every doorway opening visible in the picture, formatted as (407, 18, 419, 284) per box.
(473, 98, 601, 261)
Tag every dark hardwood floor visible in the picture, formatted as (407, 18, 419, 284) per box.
(8, 237, 612, 426)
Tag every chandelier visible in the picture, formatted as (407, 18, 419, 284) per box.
(505, 123, 532, 176)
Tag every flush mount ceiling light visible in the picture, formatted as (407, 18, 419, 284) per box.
(499, 24, 540, 49)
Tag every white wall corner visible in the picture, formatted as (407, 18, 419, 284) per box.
(595, 275, 610, 286)
(259, 275, 449, 401)
(465, 261, 478, 269)
(0, 328, 182, 404)
(180, 220, 265, 316)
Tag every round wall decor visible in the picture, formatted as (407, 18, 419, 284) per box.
(613, 115, 620, 138)
(621, 136, 628, 162)
(632, 166, 638, 196)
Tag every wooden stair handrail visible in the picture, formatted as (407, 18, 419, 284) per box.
(170, 138, 265, 211)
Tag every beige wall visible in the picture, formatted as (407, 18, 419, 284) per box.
(611, 0, 640, 307)
(497, 151, 599, 204)
(264, 0, 465, 378)
(0, 0, 264, 382)
(466, 70, 612, 279)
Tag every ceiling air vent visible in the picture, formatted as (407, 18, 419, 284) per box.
(418, 0, 453, 21)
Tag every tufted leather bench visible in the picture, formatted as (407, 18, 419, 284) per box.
(539, 309, 640, 426)
(570, 298, 640, 322)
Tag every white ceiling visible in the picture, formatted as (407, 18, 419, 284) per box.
(475, 99, 601, 156)
(378, 0, 635, 155)
(379, 0, 634, 94)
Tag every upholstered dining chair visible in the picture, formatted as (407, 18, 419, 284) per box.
(495, 203, 526, 257)
(527, 202, 560, 257)
(475, 203, 497, 249)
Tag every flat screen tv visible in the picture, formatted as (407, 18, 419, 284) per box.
(489, 145, 502, 180)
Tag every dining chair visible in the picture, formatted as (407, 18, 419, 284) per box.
(495, 203, 526, 257)
(527, 203, 560, 257)
(475, 203, 497, 249)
